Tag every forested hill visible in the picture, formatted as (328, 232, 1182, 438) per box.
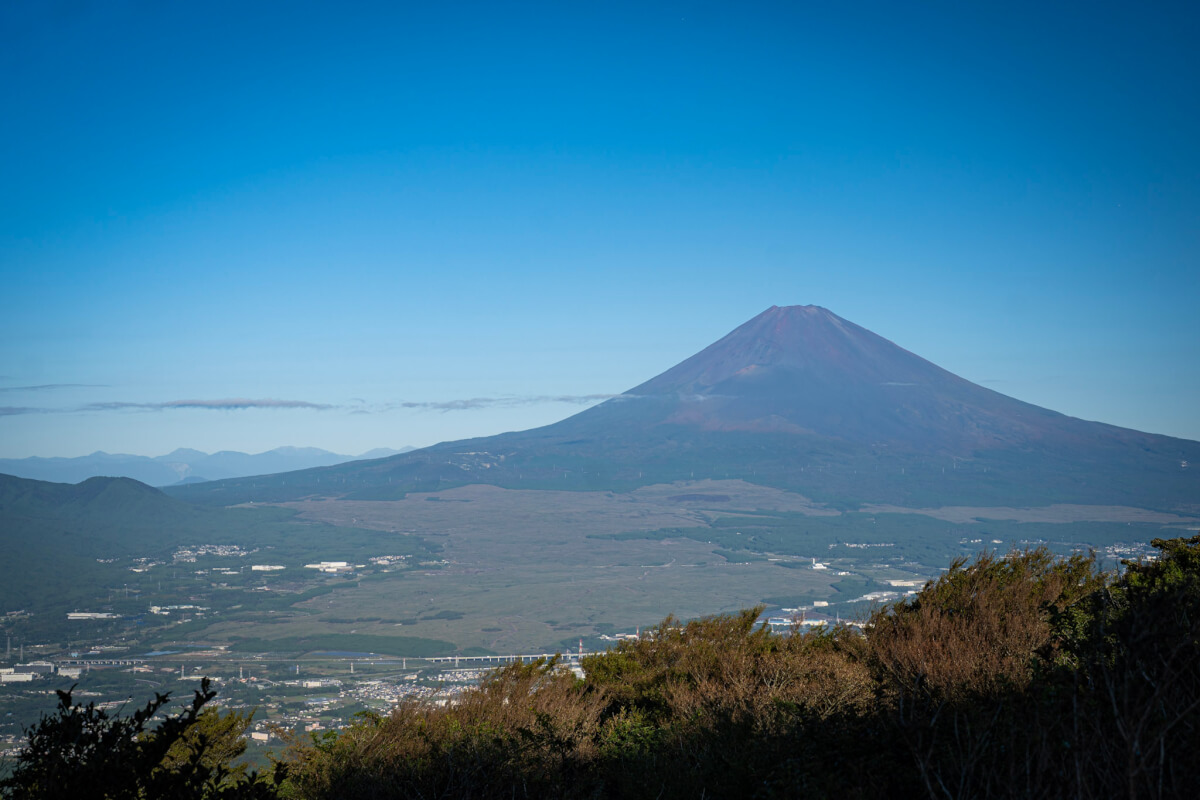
(0, 474, 202, 547)
(0, 473, 436, 626)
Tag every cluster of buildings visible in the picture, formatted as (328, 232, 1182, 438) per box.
(0, 661, 56, 683)
(368, 555, 409, 567)
(172, 544, 257, 563)
(1102, 541, 1158, 561)
(149, 604, 209, 616)
(238, 672, 463, 744)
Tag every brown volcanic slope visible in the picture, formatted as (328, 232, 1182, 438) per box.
(624, 305, 1142, 452)
(171, 306, 1200, 510)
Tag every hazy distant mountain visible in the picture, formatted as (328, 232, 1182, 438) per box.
(0, 445, 416, 486)
(170, 306, 1199, 510)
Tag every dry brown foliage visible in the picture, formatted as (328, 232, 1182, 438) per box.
(867, 548, 1102, 701)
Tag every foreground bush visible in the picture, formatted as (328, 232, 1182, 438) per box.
(1048, 535, 1200, 798)
(283, 611, 876, 799)
(0, 678, 282, 800)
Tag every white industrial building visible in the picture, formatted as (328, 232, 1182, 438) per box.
(303, 561, 356, 573)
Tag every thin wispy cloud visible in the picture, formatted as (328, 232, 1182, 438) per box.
(381, 394, 620, 412)
(82, 398, 335, 412)
(0, 383, 108, 392)
(1, 406, 47, 417)
(0, 394, 622, 418)
(0, 398, 335, 416)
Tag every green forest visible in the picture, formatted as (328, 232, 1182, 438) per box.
(5, 536, 1199, 799)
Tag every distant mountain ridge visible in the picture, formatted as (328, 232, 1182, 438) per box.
(0, 445, 415, 487)
(168, 306, 1199, 510)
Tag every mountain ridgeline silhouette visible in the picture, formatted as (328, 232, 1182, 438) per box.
(0, 446, 416, 487)
(168, 306, 1200, 510)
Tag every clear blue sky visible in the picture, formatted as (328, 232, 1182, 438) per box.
(2, 0, 1197, 458)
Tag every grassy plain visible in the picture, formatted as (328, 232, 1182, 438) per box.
(170, 481, 833, 652)
(174, 480, 1196, 654)
(5, 475, 1194, 657)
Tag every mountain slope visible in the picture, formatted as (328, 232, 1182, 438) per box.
(0, 474, 213, 557)
(167, 306, 1200, 510)
(626, 305, 1087, 448)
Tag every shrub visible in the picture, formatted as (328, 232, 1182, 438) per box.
(0, 678, 281, 800)
(1047, 535, 1200, 799)
(867, 548, 1104, 701)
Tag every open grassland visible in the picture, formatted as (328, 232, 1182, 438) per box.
(178, 481, 1195, 654)
(196, 523, 842, 654)
(9, 476, 1192, 657)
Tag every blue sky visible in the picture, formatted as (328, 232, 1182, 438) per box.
(2, 0, 1197, 458)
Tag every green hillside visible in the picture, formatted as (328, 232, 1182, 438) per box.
(0, 474, 439, 642)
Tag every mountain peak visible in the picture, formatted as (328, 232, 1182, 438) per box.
(630, 305, 938, 398)
(160, 448, 208, 460)
(749, 304, 845, 342)
(764, 303, 829, 315)
(615, 305, 1061, 447)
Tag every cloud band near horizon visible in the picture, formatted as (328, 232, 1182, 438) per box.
(0, 384, 110, 392)
(378, 394, 620, 412)
(0, 394, 621, 416)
